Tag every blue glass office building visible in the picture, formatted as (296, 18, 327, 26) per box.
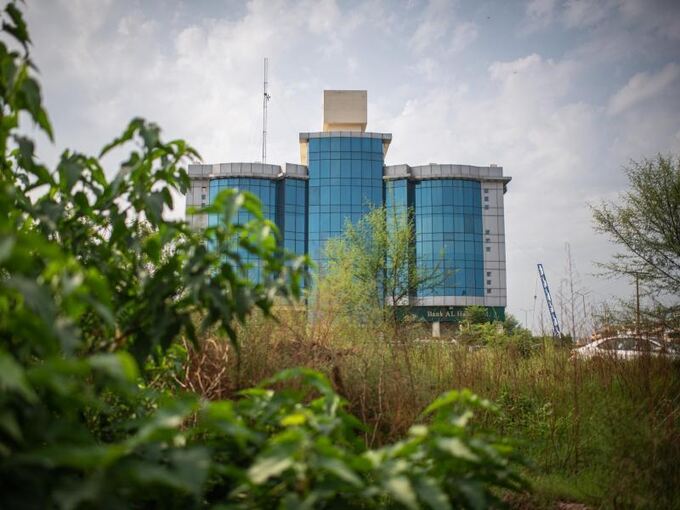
(187, 90, 510, 324)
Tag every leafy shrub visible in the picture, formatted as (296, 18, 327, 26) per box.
(0, 4, 526, 508)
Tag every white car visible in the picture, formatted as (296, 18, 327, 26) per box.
(573, 336, 680, 360)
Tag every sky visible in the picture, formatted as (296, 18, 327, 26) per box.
(24, 0, 680, 332)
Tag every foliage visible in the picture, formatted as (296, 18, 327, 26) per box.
(0, 4, 527, 509)
(205, 369, 528, 510)
(209, 313, 680, 509)
(502, 315, 520, 335)
(591, 155, 680, 298)
(321, 204, 442, 328)
(593, 298, 680, 341)
(462, 306, 490, 326)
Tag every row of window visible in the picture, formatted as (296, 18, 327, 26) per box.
(414, 189, 482, 208)
(308, 137, 384, 153)
(309, 158, 383, 174)
(309, 187, 382, 207)
(209, 179, 278, 219)
(309, 151, 383, 162)
(417, 243, 484, 259)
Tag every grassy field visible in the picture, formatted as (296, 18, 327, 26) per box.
(170, 312, 680, 509)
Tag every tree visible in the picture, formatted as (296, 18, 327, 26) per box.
(463, 305, 490, 325)
(591, 155, 680, 298)
(321, 204, 442, 329)
(503, 313, 521, 334)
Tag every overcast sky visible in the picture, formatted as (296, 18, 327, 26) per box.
(25, 0, 680, 331)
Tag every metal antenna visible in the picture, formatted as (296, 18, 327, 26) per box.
(262, 57, 271, 164)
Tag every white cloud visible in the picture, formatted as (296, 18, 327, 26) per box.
(562, 0, 615, 29)
(409, 0, 477, 55)
(525, 0, 558, 28)
(450, 21, 478, 53)
(608, 63, 680, 115)
(410, 16, 450, 54)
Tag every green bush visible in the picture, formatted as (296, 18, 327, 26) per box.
(0, 4, 526, 508)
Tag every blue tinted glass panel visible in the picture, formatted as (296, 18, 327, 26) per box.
(307, 134, 384, 270)
(208, 177, 279, 282)
(413, 179, 483, 297)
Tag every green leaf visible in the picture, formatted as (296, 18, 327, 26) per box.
(248, 450, 295, 485)
(422, 390, 461, 416)
(316, 457, 363, 487)
(144, 191, 165, 223)
(88, 352, 139, 382)
(58, 158, 83, 192)
(0, 235, 15, 263)
(457, 480, 487, 510)
(0, 350, 37, 402)
(383, 476, 419, 510)
(4, 3, 30, 46)
(436, 438, 479, 462)
(29, 443, 128, 470)
(280, 412, 307, 427)
(415, 477, 452, 510)
(0, 409, 23, 441)
(99, 117, 144, 157)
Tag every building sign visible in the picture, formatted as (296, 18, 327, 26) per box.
(404, 306, 505, 323)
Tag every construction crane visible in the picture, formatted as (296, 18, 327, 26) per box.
(537, 263, 562, 337)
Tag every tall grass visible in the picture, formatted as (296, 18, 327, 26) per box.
(179, 311, 680, 509)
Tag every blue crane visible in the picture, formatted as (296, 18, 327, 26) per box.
(537, 263, 562, 337)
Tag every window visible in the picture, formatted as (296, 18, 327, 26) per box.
(485, 229, 490, 234)
(484, 205, 489, 210)
(486, 271, 491, 276)
(484, 196, 489, 202)
(487, 280, 491, 285)
(308, 134, 384, 266)
(486, 247, 491, 252)
(486, 288, 491, 294)
(413, 178, 484, 298)
(484, 188, 489, 193)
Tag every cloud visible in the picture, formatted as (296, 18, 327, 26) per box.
(409, 0, 477, 55)
(450, 21, 478, 53)
(562, 0, 615, 29)
(524, 0, 558, 32)
(608, 63, 680, 115)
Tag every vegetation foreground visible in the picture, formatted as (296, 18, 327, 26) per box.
(175, 314, 680, 509)
(0, 3, 678, 509)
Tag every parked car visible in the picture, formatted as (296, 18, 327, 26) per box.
(573, 336, 680, 360)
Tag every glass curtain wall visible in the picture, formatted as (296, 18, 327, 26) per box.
(413, 179, 484, 297)
(282, 178, 307, 257)
(307, 135, 384, 268)
(208, 177, 278, 282)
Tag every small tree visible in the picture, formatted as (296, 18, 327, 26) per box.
(463, 305, 490, 326)
(321, 205, 442, 330)
(591, 155, 680, 297)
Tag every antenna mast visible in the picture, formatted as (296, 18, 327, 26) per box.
(262, 57, 271, 164)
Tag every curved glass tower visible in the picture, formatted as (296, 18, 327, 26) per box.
(304, 134, 386, 265)
(413, 179, 483, 298)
